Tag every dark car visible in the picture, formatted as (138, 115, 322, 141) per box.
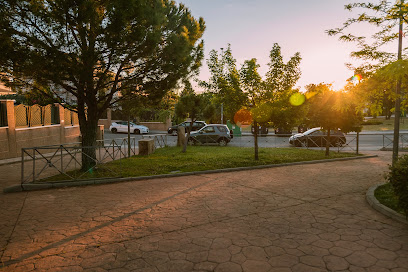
(188, 124, 232, 146)
(168, 121, 207, 136)
(274, 127, 293, 136)
(289, 127, 346, 147)
(251, 125, 269, 136)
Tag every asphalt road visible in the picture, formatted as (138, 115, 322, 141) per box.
(103, 130, 408, 151)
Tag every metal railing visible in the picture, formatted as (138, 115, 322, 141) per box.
(141, 134, 168, 148)
(20, 137, 143, 184)
(382, 134, 408, 150)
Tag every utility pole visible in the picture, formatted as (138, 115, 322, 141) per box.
(392, 0, 404, 166)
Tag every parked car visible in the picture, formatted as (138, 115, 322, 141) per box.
(188, 124, 232, 146)
(168, 121, 207, 135)
(251, 125, 269, 136)
(109, 121, 149, 134)
(274, 127, 293, 136)
(289, 127, 346, 147)
(297, 124, 309, 133)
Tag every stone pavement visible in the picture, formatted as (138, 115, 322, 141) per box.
(0, 151, 408, 272)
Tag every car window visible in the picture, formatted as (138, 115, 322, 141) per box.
(217, 126, 227, 132)
(203, 126, 215, 133)
(331, 130, 343, 135)
(311, 130, 324, 136)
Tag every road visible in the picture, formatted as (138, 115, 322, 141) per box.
(103, 130, 408, 151)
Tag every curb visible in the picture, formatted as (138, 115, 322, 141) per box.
(4, 155, 378, 193)
(366, 184, 408, 225)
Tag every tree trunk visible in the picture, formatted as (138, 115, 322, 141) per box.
(325, 128, 331, 157)
(127, 115, 131, 158)
(177, 126, 186, 147)
(78, 101, 99, 172)
(80, 120, 98, 171)
(182, 121, 194, 153)
(254, 122, 259, 160)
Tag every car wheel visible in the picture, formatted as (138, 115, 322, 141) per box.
(333, 139, 343, 147)
(171, 130, 178, 136)
(111, 128, 117, 133)
(218, 138, 228, 147)
(187, 137, 196, 146)
(134, 129, 140, 134)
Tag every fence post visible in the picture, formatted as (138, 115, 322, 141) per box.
(106, 108, 112, 127)
(56, 104, 66, 144)
(356, 132, 359, 155)
(2, 100, 18, 157)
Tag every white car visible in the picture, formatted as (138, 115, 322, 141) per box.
(109, 121, 149, 134)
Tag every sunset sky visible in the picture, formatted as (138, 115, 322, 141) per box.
(177, 0, 401, 92)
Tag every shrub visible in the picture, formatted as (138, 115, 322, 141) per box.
(386, 155, 408, 217)
(363, 120, 383, 125)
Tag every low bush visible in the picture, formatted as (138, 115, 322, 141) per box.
(363, 120, 383, 125)
(386, 155, 408, 217)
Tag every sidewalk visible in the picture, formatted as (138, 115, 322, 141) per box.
(1, 151, 408, 271)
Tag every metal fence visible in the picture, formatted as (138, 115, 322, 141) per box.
(141, 134, 168, 148)
(177, 132, 408, 152)
(381, 134, 408, 150)
(19, 132, 408, 185)
(13, 104, 79, 128)
(14, 104, 60, 127)
(21, 138, 139, 184)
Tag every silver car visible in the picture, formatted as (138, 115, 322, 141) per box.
(188, 124, 232, 146)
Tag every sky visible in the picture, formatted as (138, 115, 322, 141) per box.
(176, 0, 397, 92)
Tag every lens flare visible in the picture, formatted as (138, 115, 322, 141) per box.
(289, 93, 306, 106)
(352, 74, 362, 82)
(234, 109, 253, 127)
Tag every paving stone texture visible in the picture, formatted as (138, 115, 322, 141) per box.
(0, 151, 408, 271)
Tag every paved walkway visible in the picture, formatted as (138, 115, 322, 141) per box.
(1, 151, 408, 272)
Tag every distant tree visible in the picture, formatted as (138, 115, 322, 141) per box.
(264, 44, 304, 131)
(265, 44, 302, 96)
(174, 82, 205, 153)
(305, 83, 363, 156)
(201, 44, 247, 123)
(327, 1, 408, 71)
(327, 0, 407, 163)
(240, 58, 263, 160)
(0, 0, 205, 169)
(240, 44, 304, 160)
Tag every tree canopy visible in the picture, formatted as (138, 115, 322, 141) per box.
(327, 1, 408, 71)
(0, 0, 205, 168)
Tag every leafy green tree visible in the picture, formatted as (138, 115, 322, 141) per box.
(240, 58, 263, 160)
(201, 44, 247, 123)
(0, 0, 205, 169)
(265, 44, 302, 96)
(174, 82, 205, 152)
(327, 0, 407, 163)
(264, 43, 304, 131)
(305, 84, 363, 156)
(327, 1, 408, 69)
(240, 45, 304, 160)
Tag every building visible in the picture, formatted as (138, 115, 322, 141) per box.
(0, 82, 15, 96)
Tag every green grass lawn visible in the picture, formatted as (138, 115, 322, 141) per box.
(374, 183, 405, 216)
(41, 146, 358, 182)
(361, 117, 408, 131)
